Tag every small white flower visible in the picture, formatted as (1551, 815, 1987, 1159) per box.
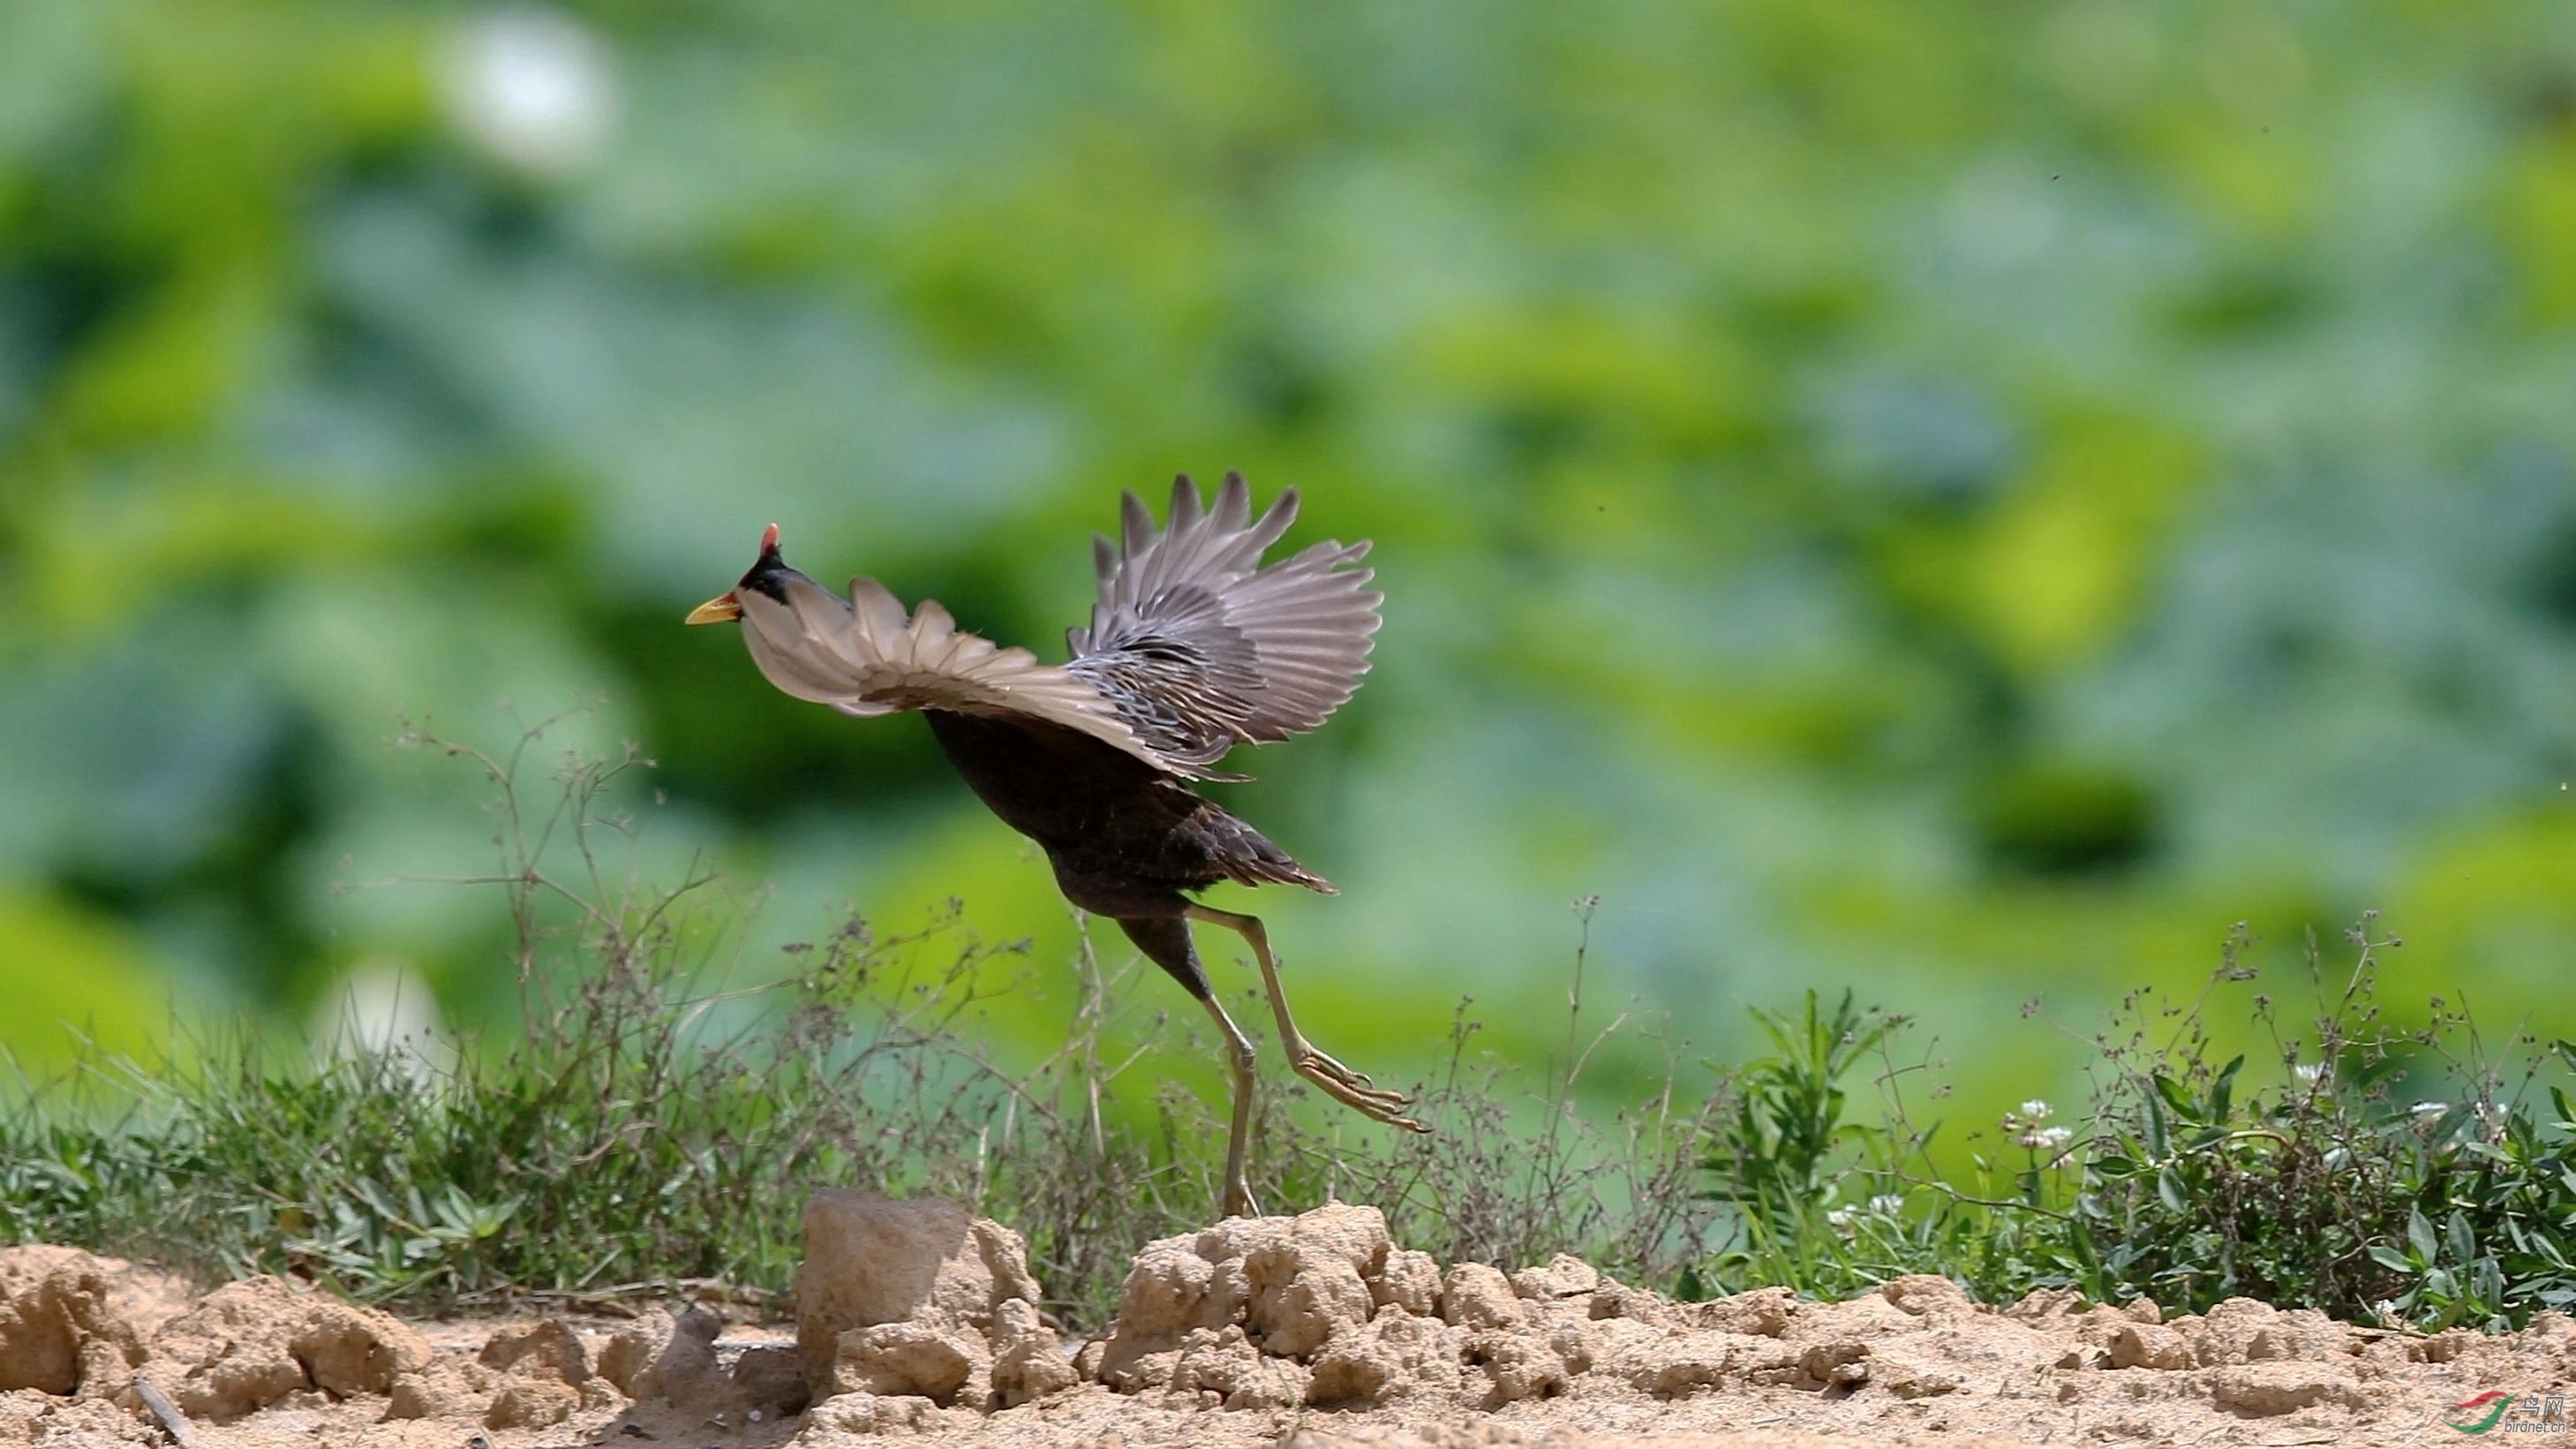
(1826, 1207, 1857, 1239)
(2019, 1125, 2074, 1151)
(2294, 1063, 2327, 1085)
(2020, 1098, 2054, 1121)
(2409, 1101, 2448, 1117)
(440, 7, 620, 177)
(1869, 1195, 1905, 1216)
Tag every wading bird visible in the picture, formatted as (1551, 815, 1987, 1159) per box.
(685, 472, 1422, 1216)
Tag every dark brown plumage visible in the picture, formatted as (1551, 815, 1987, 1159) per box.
(685, 472, 1420, 1216)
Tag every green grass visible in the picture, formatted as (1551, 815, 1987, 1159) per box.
(0, 725, 1724, 1325)
(4, 724, 2568, 1333)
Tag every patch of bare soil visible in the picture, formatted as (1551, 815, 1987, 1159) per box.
(4, 1199, 2565, 1448)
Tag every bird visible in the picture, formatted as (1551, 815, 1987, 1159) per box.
(683, 471, 1423, 1217)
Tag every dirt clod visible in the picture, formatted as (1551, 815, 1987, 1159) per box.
(990, 1299, 1079, 1407)
(795, 1189, 1037, 1392)
(483, 1375, 579, 1430)
(478, 1317, 589, 1383)
(148, 1277, 428, 1421)
(0, 1248, 147, 1398)
(385, 1357, 492, 1420)
(3, 1196, 2568, 1448)
(826, 1320, 984, 1404)
(1437, 1264, 1523, 1332)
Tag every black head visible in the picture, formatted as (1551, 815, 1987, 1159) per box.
(683, 522, 794, 624)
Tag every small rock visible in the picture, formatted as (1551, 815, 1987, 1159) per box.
(1438, 1264, 1524, 1332)
(1509, 1255, 1601, 1302)
(151, 1279, 430, 1421)
(795, 1191, 1038, 1390)
(1796, 1340, 1871, 1390)
(1245, 1243, 1371, 1358)
(0, 1249, 145, 1398)
(1464, 1329, 1565, 1407)
(990, 1300, 1078, 1407)
(384, 1359, 493, 1420)
(1170, 1327, 1310, 1410)
(594, 1309, 673, 1396)
(1697, 1287, 1796, 1338)
(1587, 1277, 1670, 1326)
(826, 1322, 983, 1404)
(621, 1306, 723, 1407)
(478, 1319, 589, 1384)
(728, 1344, 810, 1418)
(1879, 1274, 1973, 1319)
(2004, 1287, 2089, 1321)
(1369, 1249, 1440, 1317)
(1306, 1306, 1459, 1408)
(484, 1377, 579, 1430)
(2107, 1322, 2191, 1371)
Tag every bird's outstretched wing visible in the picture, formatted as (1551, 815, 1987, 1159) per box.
(736, 569, 1204, 776)
(1065, 472, 1381, 771)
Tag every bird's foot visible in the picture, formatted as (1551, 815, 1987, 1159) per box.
(1221, 1178, 1264, 1219)
(1291, 1044, 1427, 1133)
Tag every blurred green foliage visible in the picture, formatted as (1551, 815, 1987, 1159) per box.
(2, 0, 2571, 1152)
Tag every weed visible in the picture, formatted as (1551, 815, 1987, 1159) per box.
(1693, 919, 2576, 1331)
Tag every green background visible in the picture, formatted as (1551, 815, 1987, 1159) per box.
(2, 0, 2571, 1157)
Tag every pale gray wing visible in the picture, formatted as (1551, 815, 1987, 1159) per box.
(737, 569, 1206, 776)
(1064, 471, 1381, 770)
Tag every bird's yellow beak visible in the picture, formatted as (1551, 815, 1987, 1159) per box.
(684, 592, 743, 625)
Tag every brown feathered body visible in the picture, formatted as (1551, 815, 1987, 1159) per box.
(923, 708, 1329, 921)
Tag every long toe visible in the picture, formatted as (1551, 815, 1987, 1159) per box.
(1295, 1044, 1376, 1091)
(1293, 1055, 1427, 1132)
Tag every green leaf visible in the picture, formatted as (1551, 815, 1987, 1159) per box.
(2407, 1205, 2439, 1264)
(2366, 1244, 2416, 1272)
(2157, 1166, 2188, 1215)
(2153, 1075, 2198, 1124)
(2208, 1054, 2243, 1121)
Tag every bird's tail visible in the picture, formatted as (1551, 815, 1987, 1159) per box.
(1209, 810, 1338, 894)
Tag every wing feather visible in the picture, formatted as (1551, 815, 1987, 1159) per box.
(1064, 471, 1381, 769)
(739, 571, 1204, 775)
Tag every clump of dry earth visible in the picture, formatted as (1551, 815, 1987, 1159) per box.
(2, 1195, 2566, 1447)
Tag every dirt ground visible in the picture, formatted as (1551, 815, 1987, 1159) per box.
(3, 1198, 2565, 1448)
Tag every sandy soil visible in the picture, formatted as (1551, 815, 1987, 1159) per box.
(3, 1200, 2565, 1448)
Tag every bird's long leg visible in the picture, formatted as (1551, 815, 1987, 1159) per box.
(1197, 992, 1263, 1219)
(1185, 904, 1425, 1133)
